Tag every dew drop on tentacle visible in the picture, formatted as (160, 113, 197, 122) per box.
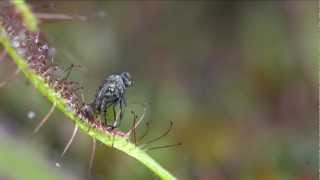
(11, 39, 20, 48)
(16, 47, 26, 56)
(55, 162, 61, 168)
(18, 30, 26, 41)
(65, 103, 74, 113)
(48, 47, 56, 62)
(27, 111, 36, 119)
(6, 25, 12, 33)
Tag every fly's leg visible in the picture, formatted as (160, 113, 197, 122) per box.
(128, 111, 137, 145)
(101, 100, 113, 127)
(119, 99, 125, 126)
(113, 105, 117, 124)
(112, 104, 120, 128)
(100, 98, 108, 126)
(112, 99, 125, 128)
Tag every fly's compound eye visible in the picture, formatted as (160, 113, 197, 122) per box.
(108, 87, 114, 92)
(121, 72, 133, 87)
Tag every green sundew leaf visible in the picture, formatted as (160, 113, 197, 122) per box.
(11, 0, 38, 31)
(0, 132, 69, 180)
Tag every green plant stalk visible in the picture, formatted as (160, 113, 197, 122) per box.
(11, 0, 38, 31)
(0, 131, 67, 180)
(0, 2, 177, 180)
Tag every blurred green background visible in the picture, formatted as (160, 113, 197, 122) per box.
(0, 1, 316, 180)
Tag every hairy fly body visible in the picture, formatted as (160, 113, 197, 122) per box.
(82, 72, 133, 129)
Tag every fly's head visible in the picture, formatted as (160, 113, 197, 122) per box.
(120, 72, 133, 88)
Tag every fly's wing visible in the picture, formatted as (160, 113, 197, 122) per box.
(92, 75, 116, 111)
(97, 75, 121, 123)
(94, 74, 126, 125)
(105, 104, 116, 124)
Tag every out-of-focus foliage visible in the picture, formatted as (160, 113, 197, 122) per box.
(0, 1, 316, 180)
(0, 130, 76, 180)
